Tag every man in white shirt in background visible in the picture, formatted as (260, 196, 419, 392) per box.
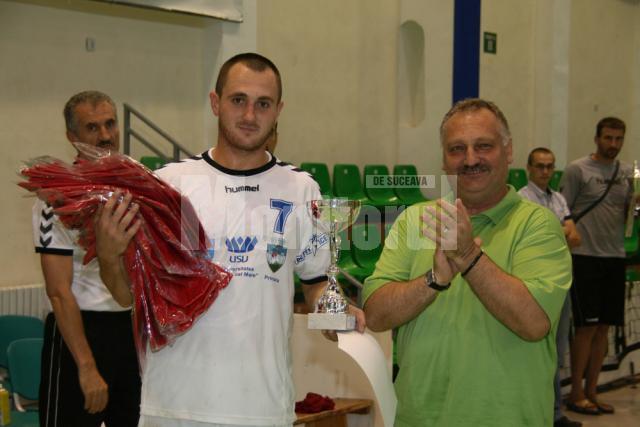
(519, 147, 581, 427)
(35, 91, 141, 427)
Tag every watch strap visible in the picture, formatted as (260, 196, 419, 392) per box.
(425, 269, 451, 291)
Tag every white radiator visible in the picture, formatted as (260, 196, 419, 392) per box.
(0, 284, 49, 319)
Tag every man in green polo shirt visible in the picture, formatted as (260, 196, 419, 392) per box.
(363, 98, 572, 426)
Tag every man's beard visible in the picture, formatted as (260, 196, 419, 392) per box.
(219, 119, 271, 153)
(598, 146, 620, 160)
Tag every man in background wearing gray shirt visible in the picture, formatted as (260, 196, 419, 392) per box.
(560, 117, 633, 416)
(519, 147, 581, 427)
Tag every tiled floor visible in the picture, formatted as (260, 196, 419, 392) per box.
(561, 385, 639, 426)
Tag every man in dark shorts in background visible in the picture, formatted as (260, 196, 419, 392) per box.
(560, 116, 633, 416)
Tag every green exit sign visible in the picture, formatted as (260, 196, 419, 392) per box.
(484, 32, 497, 54)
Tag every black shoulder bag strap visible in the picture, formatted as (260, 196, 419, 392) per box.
(573, 160, 620, 224)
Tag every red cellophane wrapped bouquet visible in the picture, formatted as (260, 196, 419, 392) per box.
(19, 143, 232, 359)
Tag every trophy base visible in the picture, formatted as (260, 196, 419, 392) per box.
(308, 312, 356, 331)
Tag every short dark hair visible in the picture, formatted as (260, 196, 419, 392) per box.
(527, 147, 554, 166)
(215, 52, 282, 102)
(63, 91, 116, 133)
(596, 116, 625, 137)
(440, 98, 511, 145)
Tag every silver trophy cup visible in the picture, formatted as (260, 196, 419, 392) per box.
(307, 198, 361, 330)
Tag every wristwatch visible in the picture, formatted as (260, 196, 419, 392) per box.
(425, 269, 451, 291)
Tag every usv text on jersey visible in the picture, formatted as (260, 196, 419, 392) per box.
(225, 184, 260, 193)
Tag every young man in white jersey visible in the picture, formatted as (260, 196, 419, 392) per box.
(95, 53, 365, 427)
(35, 91, 141, 427)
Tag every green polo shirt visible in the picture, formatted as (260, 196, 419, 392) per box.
(363, 187, 571, 427)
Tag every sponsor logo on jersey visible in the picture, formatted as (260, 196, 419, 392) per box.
(228, 265, 258, 278)
(266, 237, 287, 273)
(226, 236, 258, 253)
(226, 236, 258, 263)
(263, 274, 280, 284)
(295, 233, 329, 265)
(225, 184, 260, 193)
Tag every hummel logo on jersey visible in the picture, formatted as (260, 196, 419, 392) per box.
(225, 184, 260, 193)
(225, 236, 258, 253)
(41, 209, 54, 221)
(39, 205, 54, 248)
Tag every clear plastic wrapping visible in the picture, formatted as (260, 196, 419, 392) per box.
(19, 144, 232, 360)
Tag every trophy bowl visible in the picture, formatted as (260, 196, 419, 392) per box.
(307, 199, 361, 330)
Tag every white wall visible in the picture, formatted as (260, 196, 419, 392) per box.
(3, 0, 639, 415)
(0, 0, 224, 287)
(3, 0, 640, 282)
(530, 0, 571, 168)
(567, 0, 640, 165)
(396, 0, 454, 199)
(257, 0, 398, 170)
(257, 0, 453, 199)
(480, 0, 640, 169)
(633, 1, 640, 165)
(202, 0, 258, 150)
(480, 0, 536, 168)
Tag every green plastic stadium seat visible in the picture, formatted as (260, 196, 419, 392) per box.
(337, 230, 370, 283)
(300, 162, 332, 197)
(624, 218, 639, 257)
(626, 267, 640, 283)
(293, 274, 305, 304)
(508, 168, 528, 190)
(140, 156, 168, 171)
(392, 165, 428, 206)
(333, 164, 370, 205)
(7, 337, 42, 412)
(0, 315, 43, 393)
(549, 170, 563, 191)
(351, 223, 383, 276)
(10, 410, 39, 426)
(363, 165, 400, 208)
(0, 315, 44, 369)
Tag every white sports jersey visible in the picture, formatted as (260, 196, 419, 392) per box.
(140, 150, 329, 425)
(32, 199, 128, 312)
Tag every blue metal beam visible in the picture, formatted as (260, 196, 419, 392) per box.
(452, 0, 481, 103)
